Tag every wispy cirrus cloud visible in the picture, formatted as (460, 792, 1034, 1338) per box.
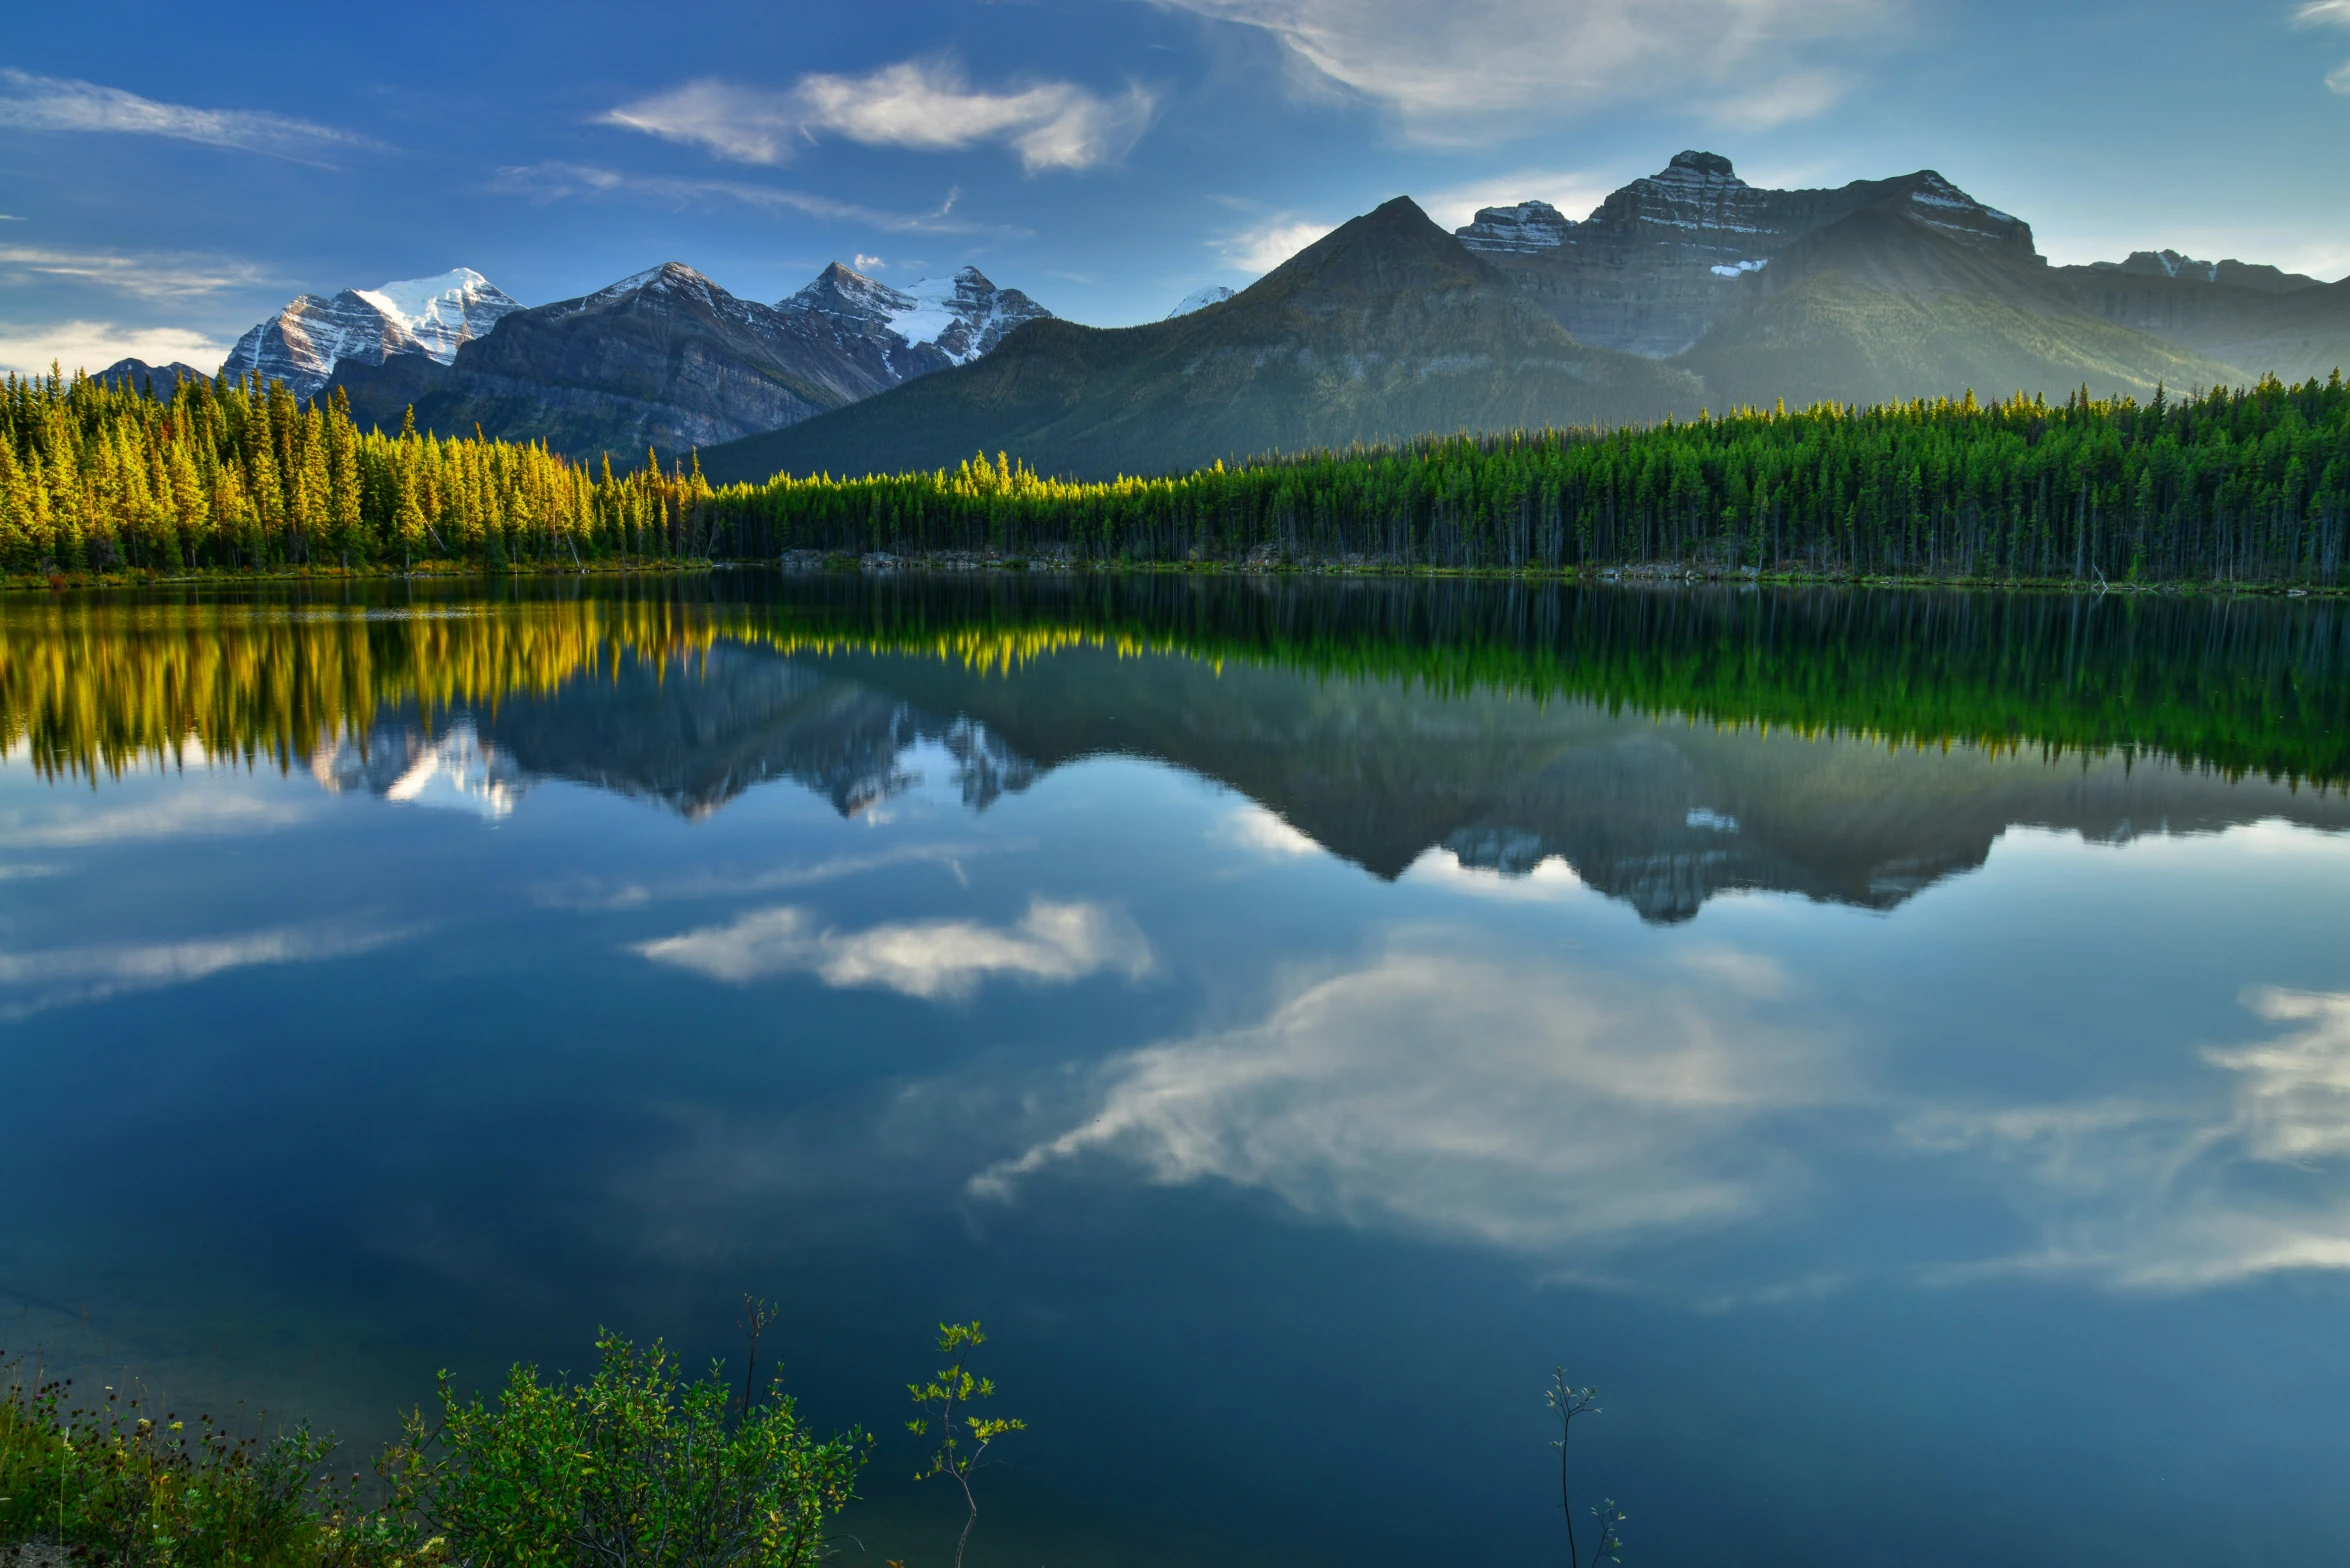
(1150, 0, 1893, 140)
(600, 58, 1157, 175)
(493, 162, 1003, 235)
(0, 68, 382, 164)
(0, 246, 273, 300)
(2300, 0, 2350, 93)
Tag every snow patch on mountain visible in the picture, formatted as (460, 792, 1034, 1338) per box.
(1167, 285, 1235, 318)
(1709, 259, 1768, 278)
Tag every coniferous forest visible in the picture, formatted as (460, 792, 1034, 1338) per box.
(3, 366, 2346, 587)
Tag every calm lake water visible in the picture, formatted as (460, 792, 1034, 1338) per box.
(5, 572, 2349, 1566)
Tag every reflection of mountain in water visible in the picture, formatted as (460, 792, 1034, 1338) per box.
(309, 637, 2350, 924)
(310, 644, 1038, 821)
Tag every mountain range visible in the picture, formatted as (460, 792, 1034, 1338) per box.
(323, 260, 1047, 461)
(161, 149, 2347, 481)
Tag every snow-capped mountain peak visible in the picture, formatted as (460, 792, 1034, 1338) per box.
(348, 268, 521, 364)
(1167, 285, 1236, 318)
(221, 266, 520, 394)
(781, 262, 1050, 367)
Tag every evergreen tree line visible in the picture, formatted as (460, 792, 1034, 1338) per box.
(6, 367, 2346, 586)
(704, 377, 2350, 586)
(0, 367, 716, 573)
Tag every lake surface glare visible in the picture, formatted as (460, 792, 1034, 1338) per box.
(4, 572, 2348, 1566)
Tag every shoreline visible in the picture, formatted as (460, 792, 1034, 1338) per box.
(4, 552, 2343, 598)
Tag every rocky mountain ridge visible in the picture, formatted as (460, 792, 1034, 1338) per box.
(1455, 152, 2035, 357)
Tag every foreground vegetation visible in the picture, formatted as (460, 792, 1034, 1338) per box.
(0, 1321, 1032, 1568)
(5, 367, 2346, 587)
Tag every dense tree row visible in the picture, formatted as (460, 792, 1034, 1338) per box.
(7, 367, 2346, 586)
(0, 367, 716, 572)
(703, 378, 2350, 586)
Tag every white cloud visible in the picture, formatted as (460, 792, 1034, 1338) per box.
(1414, 167, 1617, 233)
(1216, 216, 1334, 274)
(974, 947, 1840, 1252)
(1151, 0, 1891, 141)
(635, 898, 1152, 1001)
(0, 320, 231, 379)
(0, 69, 380, 163)
(493, 162, 996, 235)
(601, 59, 1157, 175)
(2300, 0, 2350, 92)
(0, 924, 411, 1017)
(0, 246, 271, 301)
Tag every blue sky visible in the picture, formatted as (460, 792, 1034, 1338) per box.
(4, 0, 2347, 376)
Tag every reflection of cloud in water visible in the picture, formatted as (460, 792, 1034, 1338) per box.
(1904, 987, 2350, 1289)
(0, 924, 415, 1016)
(533, 841, 986, 911)
(635, 898, 1152, 1001)
(0, 790, 309, 848)
(976, 935, 2350, 1295)
(1217, 805, 1320, 859)
(1403, 846, 1586, 901)
(974, 946, 1835, 1250)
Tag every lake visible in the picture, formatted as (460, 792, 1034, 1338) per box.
(4, 571, 2348, 1566)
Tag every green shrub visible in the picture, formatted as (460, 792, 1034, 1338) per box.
(380, 1329, 865, 1568)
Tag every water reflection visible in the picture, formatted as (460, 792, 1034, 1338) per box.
(5, 573, 2350, 1566)
(6, 575, 2344, 922)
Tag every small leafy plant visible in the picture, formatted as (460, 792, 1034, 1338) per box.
(905, 1323, 1024, 1568)
(1548, 1367, 1625, 1568)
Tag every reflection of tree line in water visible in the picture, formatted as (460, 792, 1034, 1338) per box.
(3, 574, 2344, 791)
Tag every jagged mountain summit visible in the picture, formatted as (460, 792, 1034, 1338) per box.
(1167, 285, 1235, 318)
(700, 196, 1702, 484)
(221, 268, 521, 396)
(1455, 151, 2031, 357)
(780, 263, 1050, 370)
